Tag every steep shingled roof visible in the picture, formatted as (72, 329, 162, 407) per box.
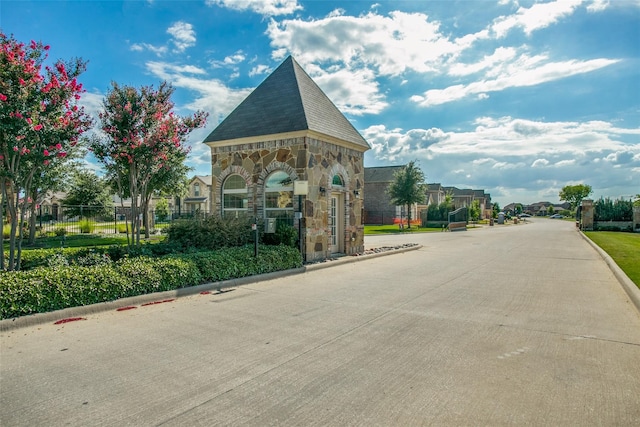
(203, 56, 370, 149)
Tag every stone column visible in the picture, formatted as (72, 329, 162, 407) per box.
(633, 206, 640, 233)
(581, 199, 594, 231)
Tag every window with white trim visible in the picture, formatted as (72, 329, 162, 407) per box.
(222, 175, 248, 218)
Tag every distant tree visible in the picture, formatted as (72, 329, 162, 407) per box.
(547, 205, 555, 216)
(559, 184, 593, 214)
(27, 156, 82, 244)
(594, 197, 633, 221)
(492, 202, 500, 219)
(61, 169, 113, 219)
(469, 199, 480, 223)
(154, 197, 170, 222)
(634, 194, 640, 207)
(515, 203, 523, 215)
(387, 160, 426, 229)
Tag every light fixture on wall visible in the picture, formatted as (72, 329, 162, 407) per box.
(319, 186, 326, 194)
(354, 190, 360, 199)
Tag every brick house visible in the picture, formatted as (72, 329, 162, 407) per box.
(203, 56, 370, 262)
(363, 165, 419, 225)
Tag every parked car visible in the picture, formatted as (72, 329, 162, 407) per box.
(549, 214, 563, 219)
(518, 213, 532, 218)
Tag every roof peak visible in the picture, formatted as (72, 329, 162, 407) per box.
(203, 56, 369, 150)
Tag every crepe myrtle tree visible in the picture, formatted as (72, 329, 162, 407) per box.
(90, 81, 207, 247)
(387, 160, 426, 229)
(0, 33, 92, 270)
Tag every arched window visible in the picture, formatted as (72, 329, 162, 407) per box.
(332, 174, 344, 187)
(264, 170, 293, 222)
(222, 175, 248, 218)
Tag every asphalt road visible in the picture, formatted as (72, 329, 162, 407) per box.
(1, 218, 639, 426)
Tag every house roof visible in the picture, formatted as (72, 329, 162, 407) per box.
(191, 175, 212, 186)
(364, 166, 405, 183)
(203, 56, 370, 150)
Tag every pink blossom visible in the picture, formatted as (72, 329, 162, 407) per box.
(26, 117, 33, 125)
(0, 93, 7, 102)
(43, 149, 50, 156)
(43, 160, 50, 166)
(19, 78, 26, 86)
(57, 152, 67, 158)
(13, 146, 19, 151)
(44, 45, 50, 50)
(55, 143, 62, 150)
(34, 124, 43, 131)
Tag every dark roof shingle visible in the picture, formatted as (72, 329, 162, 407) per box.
(204, 56, 369, 149)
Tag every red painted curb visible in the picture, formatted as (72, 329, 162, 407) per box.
(54, 317, 86, 325)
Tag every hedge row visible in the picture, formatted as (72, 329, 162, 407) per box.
(0, 245, 302, 320)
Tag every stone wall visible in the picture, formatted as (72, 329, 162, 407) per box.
(580, 199, 594, 231)
(210, 136, 365, 262)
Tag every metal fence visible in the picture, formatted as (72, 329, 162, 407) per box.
(19, 206, 214, 237)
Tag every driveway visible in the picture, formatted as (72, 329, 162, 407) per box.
(1, 218, 639, 426)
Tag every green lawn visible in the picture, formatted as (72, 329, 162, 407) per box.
(585, 231, 640, 289)
(364, 224, 443, 235)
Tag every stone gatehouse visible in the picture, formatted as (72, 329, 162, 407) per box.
(203, 56, 370, 262)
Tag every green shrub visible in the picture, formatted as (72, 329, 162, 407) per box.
(0, 245, 301, 319)
(118, 223, 128, 233)
(262, 223, 298, 247)
(54, 227, 67, 237)
(164, 215, 254, 250)
(79, 220, 95, 234)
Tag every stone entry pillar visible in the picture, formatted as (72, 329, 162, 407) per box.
(633, 206, 640, 232)
(580, 199, 594, 231)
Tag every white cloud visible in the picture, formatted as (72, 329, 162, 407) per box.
(363, 116, 640, 204)
(249, 64, 272, 77)
(129, 43, 168, 56)
(532, 159, 550, 168)
(412, 56, 619, 107)
(311, 67, 388, 116)
(587, 0, 610, 12)
(167, 21, 196, 52)
(145, 61, 251, 117)
(267, 11, 459, 76)
(206, 0, 302, 16)
(210, 51, 246, 69)
(490, 0, 583, 37)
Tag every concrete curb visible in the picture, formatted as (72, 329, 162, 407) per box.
(0, 245, 422, 332)
(579, 231, 640, 314)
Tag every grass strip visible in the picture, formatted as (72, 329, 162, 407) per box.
(585, 231, 640, 289)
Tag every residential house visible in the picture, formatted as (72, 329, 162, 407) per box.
(181, 175, 213, 214)
(363, 166, 419, 225)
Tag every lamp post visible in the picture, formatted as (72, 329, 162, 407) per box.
(293, 181, 308, 263)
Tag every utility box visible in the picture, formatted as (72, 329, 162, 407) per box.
(265, 218, 277, 233)
(497, 212, 505, 224)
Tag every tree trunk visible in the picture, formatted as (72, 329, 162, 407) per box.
(0, 183, 5, 270)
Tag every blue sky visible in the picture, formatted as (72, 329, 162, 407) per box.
(2, 0, 638, 206)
